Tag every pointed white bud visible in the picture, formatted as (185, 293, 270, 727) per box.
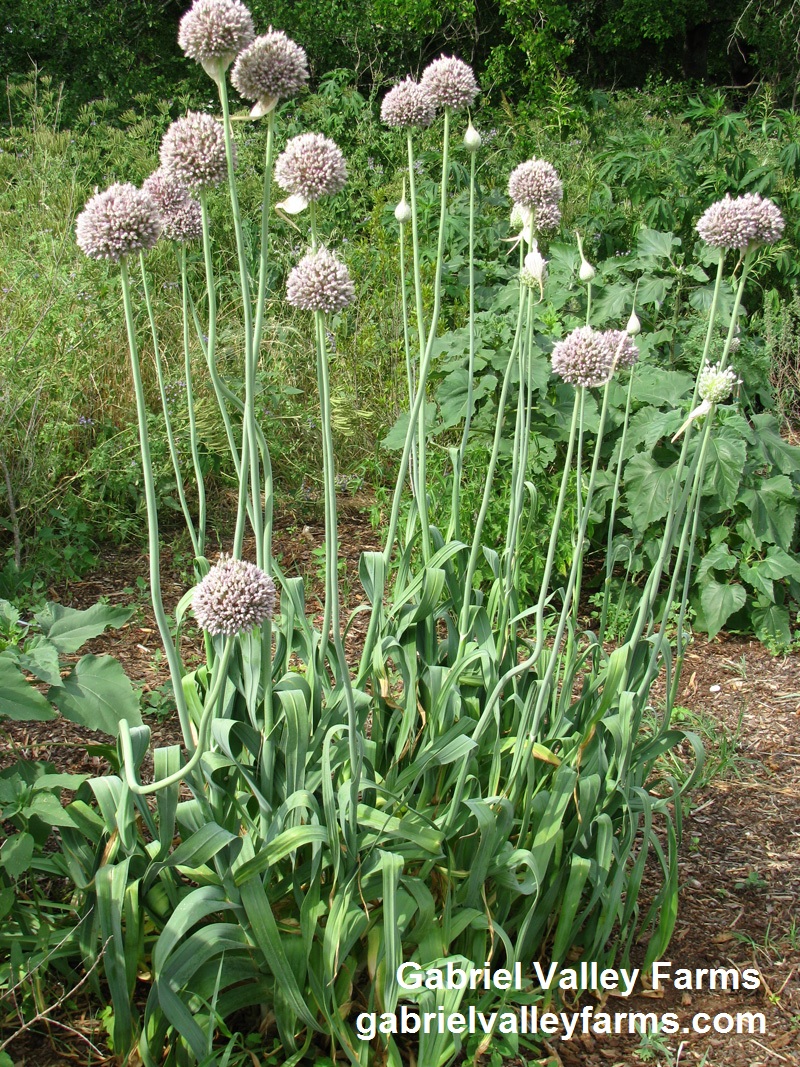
(579, 258, 596, 282)
(626, 309, 641, 335)
(394, 198, 412, 224)
(463, 121, 481, 152)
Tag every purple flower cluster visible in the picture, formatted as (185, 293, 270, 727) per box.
(76, 183, 161, 263)
(696, 193, 784, 251)
(420, 55, 479, 112)
(274, 133, 347, 201)
(160, 111, 231, 191)
(231, 29, 308, 111)
(193, 554, 276, 636)
(551, 326, 638, 388)
(143, 169, 202, 243)
(381, 76, 436, 129)
(286, 248, 355, 313)
(178, 0, 254, 74)
(508, 158, 563, 235)
(381, 55, 478, 128)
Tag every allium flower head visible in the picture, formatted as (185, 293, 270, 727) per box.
(698, 363, 741, 404)
(143, 169, 202, 243)
(160, 112, 230, 190)
(286, 248, 355, 313)
(533, 201, 561, 235)
(231, 30, 309, 116)
(626, 309, 641, 336)
(193, 554, 275, 636)
(381, 77, 436, 128)
(76, 183, 161, 263)
(420, 55, 479, 111)
(274, 133, 347, 203)
(551, 326, 615, 388)
(696, 193, 785, 251)
(601, 329, 639, 370)
(508, 158, 563, 210)
(178, 0, 254, 77)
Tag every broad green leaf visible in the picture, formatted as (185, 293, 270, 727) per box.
(702, 434, 745, 508)
(625, 407, 684, 451)
(635, 274, 673, 307)
(624, 454, 679, 529)
(34, 601, 133, 654)
(750, 413, 800, 475)
(49, 654, 141, 735)
(752, 601, 793, 650)
(16, 637, 62, 687)
(381, 403, 437, 450)
(740, 476, 798, 549)
(696, 542, 737, 583)
(0, 831, 34, 879)
(0, 651, 56, 721)
(635, 227, 680, 260)
(700, 579, 747, 639)
(631, 366, 694, 408)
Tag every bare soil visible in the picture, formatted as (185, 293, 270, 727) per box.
(2, 513, 798, 1067)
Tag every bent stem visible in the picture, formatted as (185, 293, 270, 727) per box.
(119, 636, 234, 794)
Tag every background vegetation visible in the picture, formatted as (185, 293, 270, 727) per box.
(1, 2, 799, 644)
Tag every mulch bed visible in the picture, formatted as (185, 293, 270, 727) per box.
(2, 513, 798, 1067)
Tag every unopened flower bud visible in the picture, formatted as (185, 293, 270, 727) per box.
(626, 309, 641, 335)
(575, 230, 595, 282)
(394, 198, 412, 224)
(464, 121, 481, 152)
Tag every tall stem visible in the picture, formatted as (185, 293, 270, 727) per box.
(119, 259, 192, 751)
(180, 246, 206, 555)
(138, 252, 200, 558)
(216, 75, 262, 565)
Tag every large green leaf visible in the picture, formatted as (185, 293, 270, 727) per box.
(702, 434, 746, 508)
(740, 476, 798, 550)
(624, 454, 679, 529)
(16, 637, 62, 687)
(49, 654, 141, 735)
(631, 366, 694, 408)
(634, 227, 681, 260)
(700, 579, 747, 639)
(0, 651, 56, 721)
(34, 601, 133, 654)
(752, 601, 793, 650)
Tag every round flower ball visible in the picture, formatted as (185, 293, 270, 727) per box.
(231, 29, 309, 115)
(76, 183, 161, 263)
(508, 158, 563, 210)
(143, 169, 202, 243)
(178, 0, 254, 76)
(696, 192, 785, 251)
(274, 132, 347, 201)
(160, 111, 231, 191)
(698, 363, 741, 405)
(381, 77, 436, 129)
(601, 329, 639, 370)
(286, 248, 355, 313)
(420, 55, 479, 111)
(551, 326, 615, 388)
(193, 555, 276, 636)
